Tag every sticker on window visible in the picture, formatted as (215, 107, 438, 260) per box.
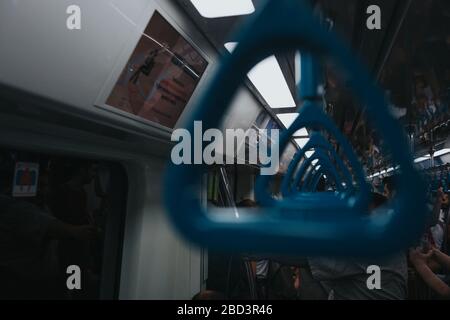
(12, 162, 39, 197)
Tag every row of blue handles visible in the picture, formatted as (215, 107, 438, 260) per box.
(164, 0, 428, 256)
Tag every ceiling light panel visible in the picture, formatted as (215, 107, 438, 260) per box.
(224, 43, 296, 109)
(277, 113, 308, 136)
(247, 56, 296, 109)
(191, 0, 255, 18)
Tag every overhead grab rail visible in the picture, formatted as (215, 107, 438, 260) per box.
(298, 161, 325, 192)
(302, 163, 336, 191)
(280, 132, 354, 197)
(300, 160, 338, 192)
(292, 149, 344, 193)
(308, 167, 327, 192)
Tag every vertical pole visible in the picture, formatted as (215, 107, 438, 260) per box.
(430, 130, 435, 168)
(299, 53, 322, 101)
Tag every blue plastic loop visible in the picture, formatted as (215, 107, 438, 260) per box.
(283, 151, 352, 212)
(295, 154, 345, 193)
(292, 149, 344, 192)
(300, 160, 340, 192)
(281, 131, 354, 196)
(299, 161, 324, 192)
(300, 158, 348, 192)
(164, 0, 427, 256)
(299, 53, 323, 99)
(256, 101, 370, 210)
(308, 167, 327, 192)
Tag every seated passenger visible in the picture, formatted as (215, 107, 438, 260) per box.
(420, 187, 447, 252)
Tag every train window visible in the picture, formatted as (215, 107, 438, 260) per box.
(0, 148, 127, 300)
(105, 11, 208, 129)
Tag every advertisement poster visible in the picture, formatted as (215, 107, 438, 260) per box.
(106, 11, 208, 128)
(12, 162, 39, 197)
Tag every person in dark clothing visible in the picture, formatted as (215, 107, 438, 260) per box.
(0, 166, 95, 299)
(50, 161, 97, 299)
(301, 193, 408, 300)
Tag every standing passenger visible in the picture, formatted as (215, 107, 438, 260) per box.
(50, 161, 97, 299)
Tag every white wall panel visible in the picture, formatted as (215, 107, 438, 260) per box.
(0, 0, 266, 299)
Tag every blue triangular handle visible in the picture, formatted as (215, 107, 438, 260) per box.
(164, 0, 427, 256)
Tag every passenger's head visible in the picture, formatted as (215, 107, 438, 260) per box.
(442, 193, 449, 209)
(372, 177, 381, 191)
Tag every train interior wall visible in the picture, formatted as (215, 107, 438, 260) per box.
(0, 0, 266, 299)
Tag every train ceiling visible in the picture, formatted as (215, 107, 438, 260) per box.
(174, 0, 450, 170)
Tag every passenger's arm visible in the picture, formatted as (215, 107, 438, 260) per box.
(427, 257, 443, 273)
(432, 248, 450, 271)
(410, 247, 450, 298)
(413, 261, 450, 298)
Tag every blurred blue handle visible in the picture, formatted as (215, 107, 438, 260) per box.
(164, 0, 427, 256)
